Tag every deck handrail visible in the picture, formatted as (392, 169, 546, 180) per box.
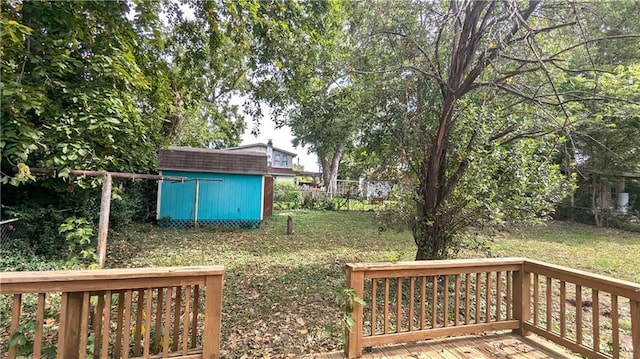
(0, 266, 225, 359)
(345, 258, 640, 359)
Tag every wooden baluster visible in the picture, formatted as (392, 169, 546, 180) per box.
(384, 278, 389, 334)
(34, 293, 45, 359)
(114, 291, 125, 358)
(485, 272, 491, 323)
(155, 287, 164, 350)
(496, 272, 502, 322)
(475, 273, 481, 324)
(420, 277, 426, 330)
(506, 271, 512, 320)
(95, 293, 105, 358)
(78, 292, 90, 359)
(133, 290, 144, 356)
(58, 293, 69, 359)
(190, 285, 199, 348)
(122, 290, 133, 359)
(443, 275, 449, 327)
(431, 276, 438, 328)
(465, 273, 471, 325)
(546, 277, 552, 331)
(143, 288, 153, 358)
(396, 278, 402, 333)
(8, 294, 23, 359)
(409, 277, 415, 331)
(101, 291, 112, 359)
(163, 286, 173, 356)
(173, 286, 182, 352)
(371, 279, 377, 335)
(533, 274, 539, 327)
(182, 286, 192, 354)
(592, 289, 599, 353)
(576, 285, 583, 345)
(454, 274, 460, 326)
(611, 295, 619, 359)
(559, 281, 566, 338)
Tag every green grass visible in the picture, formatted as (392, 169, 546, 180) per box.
(107, 211, 640, 357)
(109, 211, 415, 358)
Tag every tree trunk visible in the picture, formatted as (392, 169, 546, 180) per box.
(592, 174, 603, 227)
(319, 144, 346, 196)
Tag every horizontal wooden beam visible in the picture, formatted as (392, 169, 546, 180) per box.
(362, 320, 520, 347)
(0, 266, 225, 295)
(524, 259, 640, 301)
(346, 257, 525, 273)
(522, 323, 610, 359)
(29, 168, 189, 181)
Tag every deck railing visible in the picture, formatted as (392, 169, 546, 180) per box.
(522, 259, 640, 359)
(345, 258, 640, 359)
(0, 266, 224, 359)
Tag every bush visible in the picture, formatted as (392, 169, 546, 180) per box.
(274, 182, 303, 209)
(0, 241, 62, 272)
(3, 204, 69, 257)
(110, 180, 157, 230)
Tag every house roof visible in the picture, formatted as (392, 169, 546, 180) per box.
(158, 146, 267, 175)
(226, 143, 298, 157)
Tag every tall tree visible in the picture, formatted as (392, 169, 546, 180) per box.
(347, 0, 638, 259)
(1, 1, 168, 184)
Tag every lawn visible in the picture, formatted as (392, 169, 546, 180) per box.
(108, 210, 640, 358)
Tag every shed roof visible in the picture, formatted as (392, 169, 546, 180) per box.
(158, 147, 267, 175)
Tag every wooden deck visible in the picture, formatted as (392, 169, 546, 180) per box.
(307, 332, 578, 359)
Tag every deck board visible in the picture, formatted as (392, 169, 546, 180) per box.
(306, 332, 579, 359)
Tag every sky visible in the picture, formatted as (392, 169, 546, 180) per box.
(240, 119, 320, 172)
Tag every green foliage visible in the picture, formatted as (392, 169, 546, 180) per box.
(59, 217, 97, 268)
(110, 180, 157, 230)
(0, 246, 61, 272)
(274, 182, 301, 204)
(1, 1, 167, 184)
(340, 287, 366, 341)
(2, 202, 69, 257)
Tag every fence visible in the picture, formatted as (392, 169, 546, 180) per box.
(0, 218, 19, 249)
(0, 266, 224, 359)
(345, 258, 640, 359)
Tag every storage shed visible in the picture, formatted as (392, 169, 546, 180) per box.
(157, 147, 268, 228)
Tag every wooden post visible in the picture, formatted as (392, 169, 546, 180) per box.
(512, 264, 531, 337)
(202, 274, 224, 359)
(97, 173, 112, 269)
(345, 265, 365, 359)
(286, 215, 293, 235)
(58, 292, 84, 359)
(631, 300, 640, 359)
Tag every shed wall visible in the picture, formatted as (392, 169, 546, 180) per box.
(158, 171, 263, 228)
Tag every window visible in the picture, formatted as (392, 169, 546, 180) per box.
(274, 153, 289, 167)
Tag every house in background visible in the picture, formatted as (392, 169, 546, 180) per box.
(226, 139, 298, 183)
(157, 147, 271, 228)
